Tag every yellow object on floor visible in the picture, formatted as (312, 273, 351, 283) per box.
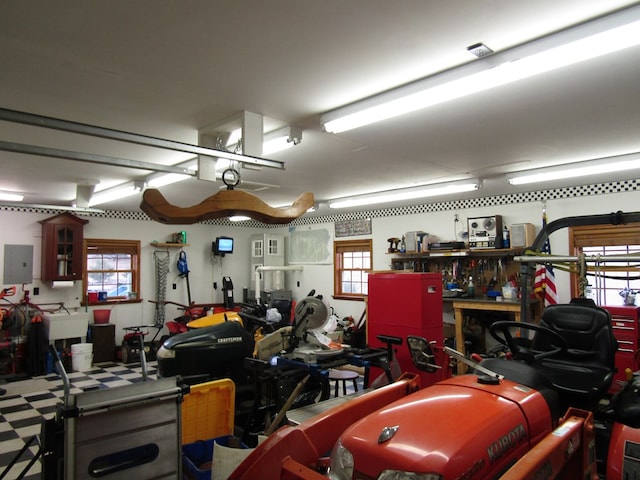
(181, 378, 236, 445)
(186, 311, 243, 328)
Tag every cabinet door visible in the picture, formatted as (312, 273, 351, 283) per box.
(40, 213, 88, 281)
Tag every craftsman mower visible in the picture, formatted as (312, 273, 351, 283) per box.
(155, 292, 339, 440)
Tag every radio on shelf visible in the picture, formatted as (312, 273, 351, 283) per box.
(467, 215, 503, 249)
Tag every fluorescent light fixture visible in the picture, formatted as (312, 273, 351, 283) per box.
(328, 179, 480, 209)
(146, 160, 197, 188)
(0, 191, 24, 201)
(146, 173, 191, 188)
(225, 126, 302, 156)
(321, 4, 640, 133)
(0, 202, 103, 212)
(229, 215, 251, 222)
(507, 153, 640, 186)
(89, 183, 140, 206)
(262, 126, 302, 155)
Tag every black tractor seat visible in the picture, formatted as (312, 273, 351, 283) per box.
(531, 303, 617, 411)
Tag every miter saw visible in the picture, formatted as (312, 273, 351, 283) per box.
(280, 291, 344, 363)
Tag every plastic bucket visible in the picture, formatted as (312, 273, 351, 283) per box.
(93, 309, 111, 324)
(212, 436, 264, 480)
(71, 343, 93, 371)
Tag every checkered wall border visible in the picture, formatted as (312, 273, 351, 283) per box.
(2, 178, 638, 227)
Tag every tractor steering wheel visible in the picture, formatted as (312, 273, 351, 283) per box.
(488, 321, 567, 364)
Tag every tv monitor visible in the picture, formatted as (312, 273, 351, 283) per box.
(214, 236, 234, 256)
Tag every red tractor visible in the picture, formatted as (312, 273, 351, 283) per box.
(230, 312, 638, 479)
(229, 211, 640, 479)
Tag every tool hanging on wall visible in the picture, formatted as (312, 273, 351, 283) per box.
(177, 250, 192, 305)
(153, 250, 170, 326)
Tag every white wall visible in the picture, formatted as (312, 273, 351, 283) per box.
(0, 209, 263, 342)
(1, 189, 637, 341)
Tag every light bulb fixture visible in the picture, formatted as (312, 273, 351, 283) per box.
(328, 179, 480, 209)
(321, 4, 640, 133)
(0, 191, 24, 202)
(506, 152, 640, 186)
(229, 215, 252, 222)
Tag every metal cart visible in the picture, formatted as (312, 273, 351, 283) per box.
(38, 345, 188, 479)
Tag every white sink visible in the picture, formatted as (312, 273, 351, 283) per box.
(43, 312, 90, 344)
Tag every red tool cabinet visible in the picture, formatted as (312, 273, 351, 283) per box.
(367, 272, 443, 386)
(603, 305, 640, 391)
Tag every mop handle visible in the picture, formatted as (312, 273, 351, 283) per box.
(48, 344, 71, 407)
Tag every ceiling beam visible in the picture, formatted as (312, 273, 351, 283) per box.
(0, 140, 196, 175)
(0, 107, 285, 170)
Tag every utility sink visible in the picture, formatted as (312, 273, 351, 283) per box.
(43, 312, 89, 344)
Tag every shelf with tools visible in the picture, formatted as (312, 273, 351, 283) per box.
(389, 248, 527, 295)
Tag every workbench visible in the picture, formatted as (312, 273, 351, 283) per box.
(445, 297, 541, 374)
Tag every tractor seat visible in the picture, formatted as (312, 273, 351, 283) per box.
(531, 303, 617, 411)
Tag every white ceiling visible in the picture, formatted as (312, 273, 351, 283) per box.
(1, 1, 640, 217)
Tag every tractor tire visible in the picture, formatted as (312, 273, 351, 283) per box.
(121, 343, 131, 364)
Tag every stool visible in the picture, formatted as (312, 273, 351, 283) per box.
(328, 369, 359, 397)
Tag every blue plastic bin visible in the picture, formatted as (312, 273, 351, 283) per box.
(182, 435, 247, 480)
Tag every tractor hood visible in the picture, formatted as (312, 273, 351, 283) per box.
(331, 376, 554, 479)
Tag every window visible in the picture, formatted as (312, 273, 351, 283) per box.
(334, 239, 372, 301)
(83, 239, 141, 304)
(569, 223, 640, 305)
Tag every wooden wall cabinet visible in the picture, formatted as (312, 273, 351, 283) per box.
(39, 213, 89, 282)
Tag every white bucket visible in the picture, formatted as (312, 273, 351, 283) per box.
(71, 343, 93, 371)
(211, 435, 266, 479)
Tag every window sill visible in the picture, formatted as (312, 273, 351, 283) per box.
(332, 295, 366, 302)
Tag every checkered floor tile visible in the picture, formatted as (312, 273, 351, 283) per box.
(0, 361, 157, 479)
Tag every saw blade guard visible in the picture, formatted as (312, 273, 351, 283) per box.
(292, 295, 329, 339)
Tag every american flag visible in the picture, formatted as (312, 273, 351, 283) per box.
(534, 210, 558, 306)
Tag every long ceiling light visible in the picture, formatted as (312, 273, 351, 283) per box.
(321, 4, 640, 133)
(146, 160, 198, 188)
(328, 179, 480, 209)
(89, 183, 142, 207)
(262, 126, 303, 155)
(507, 152, 640, 186)
(0, 191, 24, 202)
(224, 125, 303, 157)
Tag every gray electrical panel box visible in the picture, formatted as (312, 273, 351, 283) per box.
(3, 244, 34, 284)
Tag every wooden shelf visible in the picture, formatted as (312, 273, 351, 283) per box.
(150, 242, 190, 247)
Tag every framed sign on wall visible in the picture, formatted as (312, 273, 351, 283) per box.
(335, 218, 372, 237)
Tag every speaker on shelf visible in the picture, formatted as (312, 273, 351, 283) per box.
(509, 223, 536, 248)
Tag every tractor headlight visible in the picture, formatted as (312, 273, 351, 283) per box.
(328, 440, 354, 480)
(378, 471, 443, 480)
(156, 345, 175, 359)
